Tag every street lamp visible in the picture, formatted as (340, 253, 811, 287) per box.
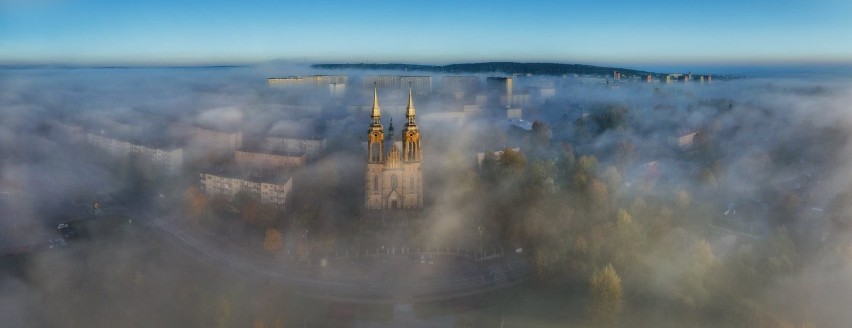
(478, 225, 485, 260)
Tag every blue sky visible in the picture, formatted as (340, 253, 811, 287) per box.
(1, 0, 851, 66)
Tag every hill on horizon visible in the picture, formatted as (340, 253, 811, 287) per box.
(311, 62, 661, 78)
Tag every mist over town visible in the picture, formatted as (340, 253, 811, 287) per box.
(2, 63, 852, 327)
(3, 0, 852, 327)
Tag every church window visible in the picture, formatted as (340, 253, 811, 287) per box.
(391, 175, 398, 189)
(410, 177, 414, 189)
(373, 176, 378, 192)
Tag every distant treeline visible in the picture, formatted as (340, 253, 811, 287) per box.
(312, 62, 660, 78)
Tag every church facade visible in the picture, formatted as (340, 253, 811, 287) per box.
(365, 88, 423, 209)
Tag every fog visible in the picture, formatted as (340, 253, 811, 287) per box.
(2, 64, 852, 327)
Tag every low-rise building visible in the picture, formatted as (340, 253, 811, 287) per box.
(264, 136, 326, 161)
(267, 75, 348, 86)
(442, 76, 481, 93)
(235, 148, 306, 169)
(86, 132, 183, 173)
(362, 75, 432, 94)
(199, 170, 292, 207)
(170, 122, 243, 156)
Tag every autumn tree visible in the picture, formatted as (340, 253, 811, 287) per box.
(215, 296, 232, 328)
(611, 209, 642, 267)
(479, 151, 498, 187)
(241, 200, 260, 225)
(264, 228, 283, 253)
(602, 166, 621, 190)
(529, 120, 553, 156)
(497, 147, 527, 181)
(676, 190, 691, 209)
(677, 239, 717, 310)
(587, 263, 623, 328)
(589, 179, 609, 207)
(765, 227, 796, 275)
(528, 159, 557, 192)
(184, 185, 208, 219)
(573, 155, 599, 190)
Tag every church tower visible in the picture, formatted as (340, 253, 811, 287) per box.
(401, 87, 423, 208)
(365, 87, 423, 210)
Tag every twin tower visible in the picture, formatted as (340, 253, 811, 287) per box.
(365, 88, 423, 209)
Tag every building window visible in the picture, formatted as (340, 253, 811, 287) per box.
(373, 176, 378, 192)
(409, 177, 414, 189)
(391, 175, 398, 189)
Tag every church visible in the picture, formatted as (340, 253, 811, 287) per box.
(365, 88, 423, 210)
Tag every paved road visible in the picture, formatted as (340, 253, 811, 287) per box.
(144, 213, 532, 304)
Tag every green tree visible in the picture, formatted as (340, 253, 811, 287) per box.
(588, 263, 623, 328)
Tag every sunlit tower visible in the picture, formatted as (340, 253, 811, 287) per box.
(365, 87, 423, 210)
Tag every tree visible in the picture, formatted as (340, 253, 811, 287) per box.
(603, 166, 621, 190)
(588, 263, 623, 328)
(184, 186, 208, 219)
(529, 159, 557, 191)
(610, 209, 642, 267)
(616, 141, 635, 168)
(678, 239, 717, 310)
(497, 148, 526, 179)
(766, 227, 796, 275)
(479, 151, 498, 186)
(241, 200, 260, 225)
(530, 120, 553, 155)
(215, 296, 232, 328)
(589, 179, 609, 207)
(573, 155, 599, 191)
(676, 190, 691, 209)
(264, 228, 283, 253)
(578, 155, 598, 175)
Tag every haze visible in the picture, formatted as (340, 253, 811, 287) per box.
(3, 1, 852, 328)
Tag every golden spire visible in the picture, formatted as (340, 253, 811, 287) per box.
(405, 86, 415, 118)
(371, 86, 381, 118)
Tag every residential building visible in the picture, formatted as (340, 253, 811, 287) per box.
(86, 132, 183, 173)
(441, 76, 481, 93)
(235, 148, 306, 169)
(362, 75, 432, 95)
(199, 170, 292, 207)
(170, 122, 243, 156)
(267, 75, 348, 86)
(264, 136, 326, 161)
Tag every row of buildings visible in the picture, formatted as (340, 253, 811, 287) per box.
(268, 74, 518, 97)
(55, 114, 329, 209)
(199, 169, 293, 207)
(85, 131, 184, 173)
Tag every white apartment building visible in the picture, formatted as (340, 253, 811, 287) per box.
(86, 132, 183, 173)
(199, 171, 292, 207)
